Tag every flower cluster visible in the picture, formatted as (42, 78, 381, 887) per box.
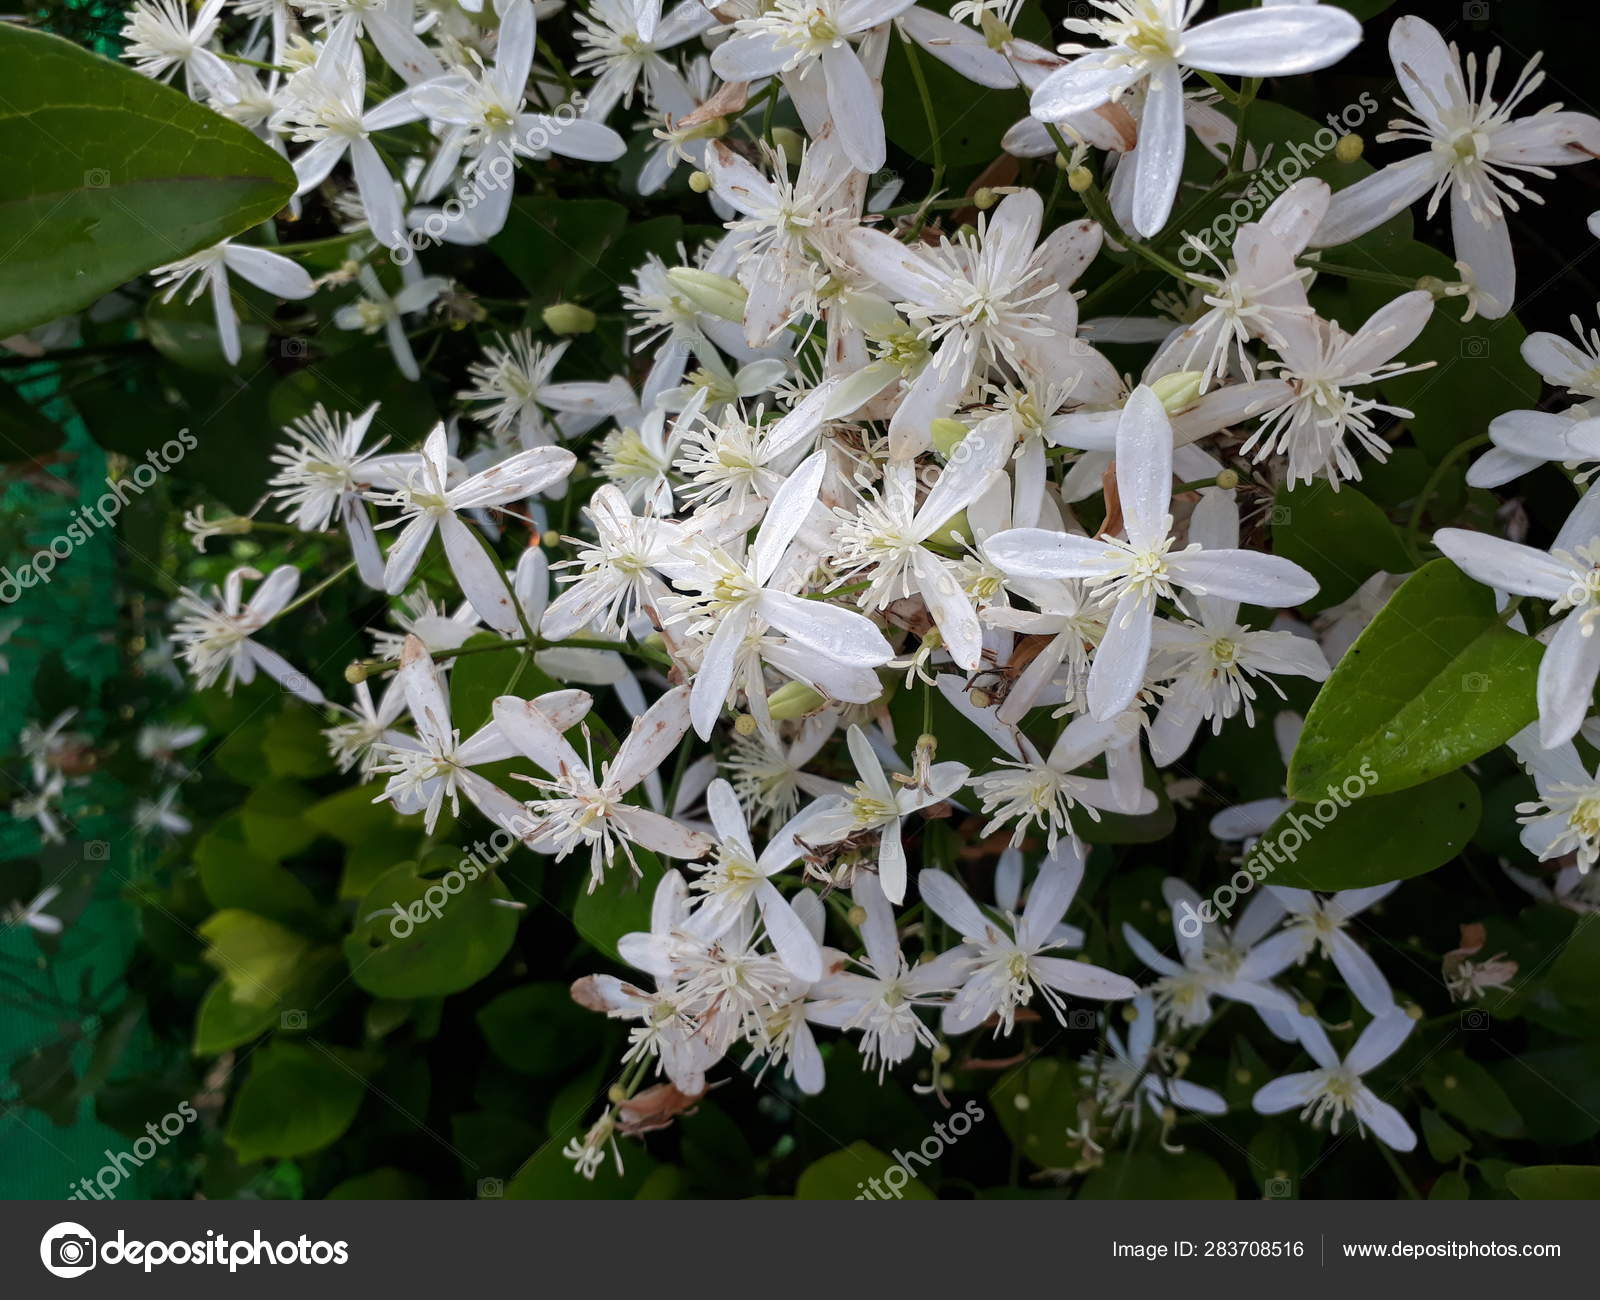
(114, 0, 1600, 1185)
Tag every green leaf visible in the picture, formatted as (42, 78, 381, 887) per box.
(572, 851, 664, 963)
(1422, 1051, 1523, 1139)
(1429, 1169, 1470, 1199)
(881, 33, 1024, 169)
(1079, 1151, 1236, 1199)
(1506, 1165, 1600, 1199)
(199, 909, 313, 1009)
(1288, 561, 1540, 799)
(327, 1168, 425, 1199)
(991, 1057, 1083, 1170)
(491, 197, 628, 308)
(0, 24, 294, 336)
(1271, 480, 1412, 613)
(194, 979, 280, 1056)
(448, 632, 563, 735)
(1248, 771, 1479, 891)
(225, 1042, 367, 1161)
(797, 1141, 935, 1200)
(1420, 1107, 1471, 1162)
(343, 857, 520, 998)
(1493, 1044, 1600, 1146)
(476, 983, 603, 1076)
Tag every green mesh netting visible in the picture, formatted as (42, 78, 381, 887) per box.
(0, 361, 176, 1198)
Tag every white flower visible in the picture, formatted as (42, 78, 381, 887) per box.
(1435, 481, 1600, 748)
(151, 241, 315, 366)
(988, 386, 1319, 719)
(1083, 993, 1226, 1127)
(574, 871, 724, 1093)
(121, 0, 229, 97)
(272, 22, 430, 249)
(333, 266, 449, 380)
(846, 189, 1060, 413)
(689, 777, 825, 981)
(411, 0, 625, 236)
(671, 376, 834, 511)
(134, 787, 192, 836)
(711, 0, 915, 173)
(372, 635, 580, 833)
(1470, 313, 1600, 488)
(1123, 879, 1297, 1030)
(1029, 0, 1362, 236)
(3, 884, 64, 936)
(1245, 884, 1400, 1017)
(789, 726, 968, 903)
(459, 334, 633, 446)
(831, 430, 1015, 671)
(664, 450, 894, 737)
(291, 0, 444, 85)
(1245, 290, 1435, 487)
(805, 872, 962, 1078)
(1147, 489, 1330, 763)
(172, 566, 326, 703)
(374, 424, 575, 632)
(269, 402, 393, 587)
(492, 684, 714, 886)
(1252, 1007, 1417, 1151)
(574, 0, 717, 122)
(969, 710, 1153, 852)
(920, 840, 1138, 1035)
(541, 484, 694, 639)
(1312, 17, 1600, 319)
(1509, 723, 1600, 869)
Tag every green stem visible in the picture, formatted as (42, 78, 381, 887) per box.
(1300, 257, 1418, 289)
(277, 562, 356, 618)
(1404, 434, 1488, 564)
(901, 33, 945, 200)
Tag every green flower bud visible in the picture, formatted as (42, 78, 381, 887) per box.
(541, 302, 596, 335)
(770, 126, 805, 167)
(768, 680, 827, 720)
(929, 417, 969, 458)
(1150, 369, 1203, 413)
(666, 267, 747, 322)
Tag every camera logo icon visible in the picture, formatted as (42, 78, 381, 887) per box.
(40, 1222, 97, 1278)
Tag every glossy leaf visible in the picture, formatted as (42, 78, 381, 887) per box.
(1288, 561, 1540, 799)
(0, 24, 294, 336)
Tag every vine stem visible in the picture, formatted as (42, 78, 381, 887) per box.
(276, 562, 356, 619)
(1404, 434, 1489, 564)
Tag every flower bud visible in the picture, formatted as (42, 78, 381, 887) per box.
(666, 267, 747, 322)
(1214, 468, 1240, 490)
(1067, 166, 1093, 193)
(770, 126, 805, 167)
(1334, 133, 1364, 163)
(973, 187, 998, 210)
(1150, 369, 1203, 413)
(847, 905, 868, 927)
(541, 302, 596, 335)
(768, 680, 827, 720)
(931, 1042, 951, 1064)
(929, 416, 969, 458)
(733, 712, 759, 736)
(687, 169, 712, 193)
(345, 661, 374, 684)
(540, 530, 561, 548)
